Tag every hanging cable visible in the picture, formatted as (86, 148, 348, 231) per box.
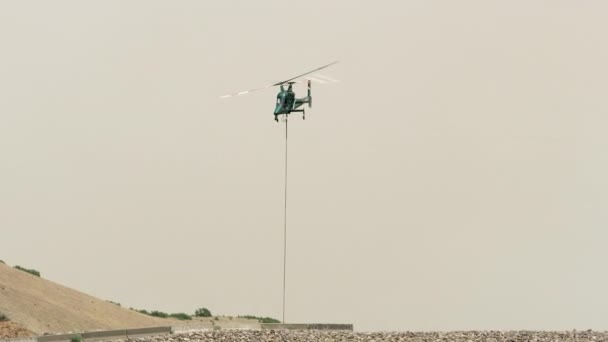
(282, 114, 288, 323)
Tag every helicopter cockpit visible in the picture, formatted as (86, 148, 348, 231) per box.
(274, 87, 296, 116)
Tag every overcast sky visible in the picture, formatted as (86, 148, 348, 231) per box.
(1, 1, 608, 332)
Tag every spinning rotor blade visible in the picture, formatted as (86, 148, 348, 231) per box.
(272, 61, 339, 86)
(220, 61, 339, 98)
(313, 74, 340, 83)
(290, 73, 341, 85)
(307, 77, 328, 84)
(220, 84, 274, 98)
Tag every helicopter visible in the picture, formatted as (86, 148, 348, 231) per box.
(220, 61, 339, 122)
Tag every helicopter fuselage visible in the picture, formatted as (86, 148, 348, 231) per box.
(273, 82, 311, 121)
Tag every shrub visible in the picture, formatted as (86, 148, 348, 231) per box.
(70, 335, 82, 342)
(14, 265, 40, 277)
(0, 312, 8, 321)
(136, 309, 150, 315)
(150, 311, 169, 318)
(169, 313, 192, 320)
(0, 260, 5, 264)
(259, 317, 281, 323)
(238, 315, 281, 323)
(106, 301, 121, 306)
(194, 307, 212, 317)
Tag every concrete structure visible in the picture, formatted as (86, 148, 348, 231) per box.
(81, 329, 126, 342)
(37, 334, 81, 342)
(125, 327, 171, 338)
(213, 322, 261, 330)
(22, 327, 172, 342)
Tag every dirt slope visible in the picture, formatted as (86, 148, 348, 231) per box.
(0, 263, 167, 335)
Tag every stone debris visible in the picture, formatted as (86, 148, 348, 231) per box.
(0, 321, 35, 339)
(111, 330, 608, 342)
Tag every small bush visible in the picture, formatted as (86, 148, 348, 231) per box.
(194, 307, 212, 317)
(0, 260, 5, 264)
(259, 317, 281, 323)
(169, 313, 192, 320)
(70, 335, 82, 342)
(14, 265, 40, 277)
(106, 301, 121, 306)
(238, 315, 281, 323)
(150, 311, 169, 318)
(0, 312, 8, 321)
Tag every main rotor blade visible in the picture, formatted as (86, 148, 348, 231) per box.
(272, 61, 339, 86)
(289, 73, 340, 84)
(220, 84, 273, 98)
(220, 61, 339, 98)
(313, 73, 340, 83)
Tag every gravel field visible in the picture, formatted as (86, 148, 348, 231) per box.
(120, 330, 608, 342)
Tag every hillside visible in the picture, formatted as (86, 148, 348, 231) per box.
(0, 263, 167, 335)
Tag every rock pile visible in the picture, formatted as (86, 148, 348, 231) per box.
(118, 330, 608, 342)
(0, 321, 35, 339)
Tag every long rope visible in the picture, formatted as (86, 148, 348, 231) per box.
(282, 115, 288, 323)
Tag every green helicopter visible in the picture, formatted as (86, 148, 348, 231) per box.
(220, 61, 339, 122)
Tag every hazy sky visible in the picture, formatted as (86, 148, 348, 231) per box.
(1, 1, 608, 332)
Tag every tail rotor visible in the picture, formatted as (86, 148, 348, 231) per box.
(307, 80, 312, 108)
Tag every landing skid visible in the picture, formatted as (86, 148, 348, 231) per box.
(274, 110, 305, 122)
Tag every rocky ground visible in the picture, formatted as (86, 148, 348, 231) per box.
(0, 321, 35, 339)
(118, 330, 608, 342)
